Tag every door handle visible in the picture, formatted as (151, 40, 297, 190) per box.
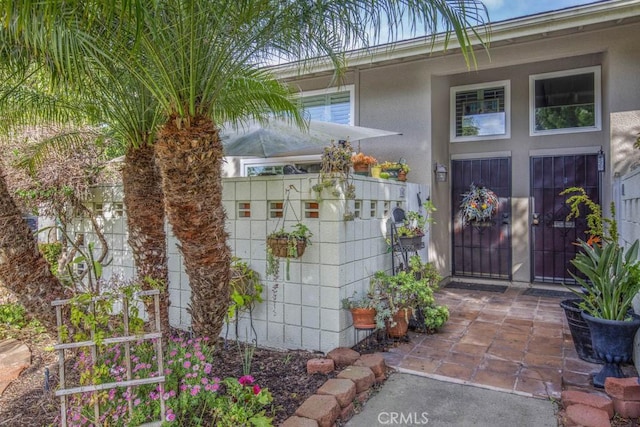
(532, 213, 540, 226)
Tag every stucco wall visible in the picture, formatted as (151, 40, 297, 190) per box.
(286, 20, 640, 284)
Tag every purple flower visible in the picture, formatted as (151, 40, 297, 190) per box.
(190, 385, 201, 396)
(166, 412, 176, 422)
(253, 385, 261, 395)
(238, 375, 254, 385)
(183, 361, 191, 369)
(203, 363, 212, 374)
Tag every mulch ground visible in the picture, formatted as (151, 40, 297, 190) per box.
(0, 329, 333, 426)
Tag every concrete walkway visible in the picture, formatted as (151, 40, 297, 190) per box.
(347, 372, 558, 427)
(0, 338, 31, 394)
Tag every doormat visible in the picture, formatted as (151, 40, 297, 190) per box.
(445, 282, 507, 293)
(522, 288, 574, 299)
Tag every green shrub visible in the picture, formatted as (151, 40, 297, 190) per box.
(39, 242, 63, 275)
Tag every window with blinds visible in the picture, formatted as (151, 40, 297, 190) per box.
(299, 90, 351, 124)
(450, 80, 510, 142)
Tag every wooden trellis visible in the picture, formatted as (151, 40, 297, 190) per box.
(52, 290, 165, 427)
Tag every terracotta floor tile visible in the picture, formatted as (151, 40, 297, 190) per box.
(486, 343, 525, 362)
(435, 362, 474, 381)
(519, 366, 562, 384)
(472, 369, 517, 391)
(410, 345, 449, 360)
(563, 356, 601, 373)
(532, 326, 563, 338)
(523, 353, 563, 369)
(526, 343, 563, 356)
(401, 355, 440, 373)
(419, 338, 455, 351)
(459, 334, 495, 346)
(480, 356, 522, 374)
(451, 342, 489, 354)
(494, 331, 529, 345)
(444, 351, 483, 367)
(502, 318, 534, 328)
(476, 312, 507, 323)
(562, 370, 593, 388)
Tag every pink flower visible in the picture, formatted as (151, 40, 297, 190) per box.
(185, 352, 192, 358)
(253, 385, 261, 395)
(204, 363, 212, 374)
(238, 375, 254, 386)
(201, 378, 208, 385)
(183, 361, 191, 369)
(166, 412, 176, 422)
(190, 385, 201, 396)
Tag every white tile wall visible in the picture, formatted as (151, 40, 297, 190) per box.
(71, 176, 409, 353)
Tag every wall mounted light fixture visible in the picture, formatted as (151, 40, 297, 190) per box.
(434, 162, 448, 182)
(597, 149, 605, 173)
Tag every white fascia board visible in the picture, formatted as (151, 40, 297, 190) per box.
(270, 0, 640, 79)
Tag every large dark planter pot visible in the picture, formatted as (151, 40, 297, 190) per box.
(560, 299, 601, 364)
(582, 312, 640, 388)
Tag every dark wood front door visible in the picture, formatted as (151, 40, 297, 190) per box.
(452, 158, 512, 279)
(530, 154, 600, 284)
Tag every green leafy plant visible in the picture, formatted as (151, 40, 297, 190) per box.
(38, 242, 63, 275)
(561, 187, 640, 321)
(266, 223, 312, 281)
(569, 239, 640, 321)
(228, 258, 264, 320)
(395, 201, 437, 238)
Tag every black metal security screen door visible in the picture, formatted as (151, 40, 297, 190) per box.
(530, 154, 600, 284)
(452, 158, 512, 279)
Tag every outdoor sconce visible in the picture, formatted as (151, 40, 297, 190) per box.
(597, 149, 605, 173)
(434, 162, 448, 182)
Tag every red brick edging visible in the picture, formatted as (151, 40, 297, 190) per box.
(281, 348, 389, 427)
(561, 377, 640, 427)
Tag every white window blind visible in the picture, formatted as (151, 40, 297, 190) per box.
(300, 91, 351, 124)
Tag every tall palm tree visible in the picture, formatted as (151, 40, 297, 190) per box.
(2, 0, 488, 338)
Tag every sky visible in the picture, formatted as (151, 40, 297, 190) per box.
(483, 0, 604, 22)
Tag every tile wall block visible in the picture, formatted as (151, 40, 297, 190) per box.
(70, 177, 413, 352)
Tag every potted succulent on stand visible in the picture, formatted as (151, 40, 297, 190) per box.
(392, 201, 436, 251)
(562, 187, 640, 388)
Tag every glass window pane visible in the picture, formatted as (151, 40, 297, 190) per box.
(534, 72, 595, 131)
(452, 83, 508, 140)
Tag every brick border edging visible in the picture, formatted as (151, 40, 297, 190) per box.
(560, 377, 640, 427)
(281, 348, 389, 427)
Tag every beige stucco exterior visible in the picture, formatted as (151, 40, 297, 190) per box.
(279, 2, 640, 285)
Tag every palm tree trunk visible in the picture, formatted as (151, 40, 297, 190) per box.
(154, 115, 230, 338)
(0, 168, 67, 334)
(122, 144, 171, 334)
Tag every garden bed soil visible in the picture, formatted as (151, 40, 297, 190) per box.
(0, 330, 332, 426)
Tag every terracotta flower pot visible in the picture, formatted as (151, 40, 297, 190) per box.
(350, 308, 376, 329)
(386, 308, 412, 338)
(353, 163, 370, 176)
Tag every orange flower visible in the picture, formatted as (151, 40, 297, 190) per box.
(351, 152, 377, 165)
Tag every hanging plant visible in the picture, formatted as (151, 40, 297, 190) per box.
(459, 183, 499, 225)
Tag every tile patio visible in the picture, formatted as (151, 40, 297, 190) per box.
(381, 286, 616, 400)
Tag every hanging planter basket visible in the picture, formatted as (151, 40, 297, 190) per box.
(459, 183, 499, 226)
(266, 237, 307, 259)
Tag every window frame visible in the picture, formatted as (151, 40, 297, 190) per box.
(450, 80, 511, 143)
(298, 85, 355, 126)
(529, 66, 602, 136)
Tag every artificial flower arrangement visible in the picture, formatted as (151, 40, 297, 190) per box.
(351, 152, 377, 166)
(459, 183, 498, 225)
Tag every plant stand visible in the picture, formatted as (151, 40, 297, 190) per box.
(388, 207, 424, 274)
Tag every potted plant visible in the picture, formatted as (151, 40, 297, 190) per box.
(562, 187, 640, 387)
(342, 291, 384, 330)
(351, 152, 377, 176)
(266, 223, 312, 281)
(372, 261, 448, 338)
(393, 201, 436, 250)
(379, 160, 410, 181)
